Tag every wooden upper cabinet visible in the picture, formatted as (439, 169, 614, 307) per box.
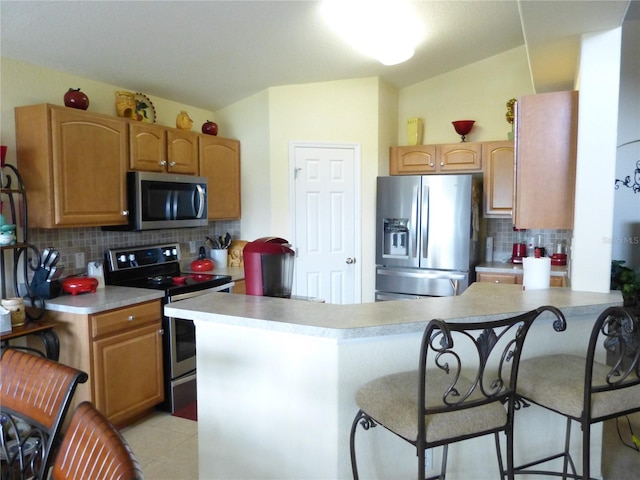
(129, 122, 198, 174)
(389, 145, 436, 174)
(483, 141, 514, 217)
(514, 91, 578, 229)
(15, 104, 128, 228)
(389, 143, 481, 175)
(199, 136, 241, 220)
(437, 142, 482, 172)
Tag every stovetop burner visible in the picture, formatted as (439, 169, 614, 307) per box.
(105, 243, 232, 296)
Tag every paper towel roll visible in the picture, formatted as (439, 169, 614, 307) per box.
(522, 257, 551, 290)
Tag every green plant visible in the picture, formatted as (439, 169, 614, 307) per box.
(611, 260, 640, 307)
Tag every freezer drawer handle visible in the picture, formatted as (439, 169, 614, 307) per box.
(346, 257, 356, 264)
(377, 269, 466, 281)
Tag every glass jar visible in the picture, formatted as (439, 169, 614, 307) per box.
(1, 297, 26, 327)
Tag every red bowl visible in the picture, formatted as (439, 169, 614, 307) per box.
(452, 120, 475, 135)
(62, 277, 98, 295)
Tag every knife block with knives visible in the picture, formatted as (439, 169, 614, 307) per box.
(30, 247, 62, 299)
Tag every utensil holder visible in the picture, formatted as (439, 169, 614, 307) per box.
(210, 249, 228, 268)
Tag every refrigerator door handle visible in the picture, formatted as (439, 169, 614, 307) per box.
(421, 185, 429, 259)
(376, 269, 466, 281)
(411, 185, 420, 258)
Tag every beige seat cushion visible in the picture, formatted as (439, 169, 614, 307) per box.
(517, 354, 640, 419)
(355, 370, 507, 444)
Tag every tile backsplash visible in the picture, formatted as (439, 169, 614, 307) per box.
(27, 220, 241, 277)
(485, 218, 572, 262)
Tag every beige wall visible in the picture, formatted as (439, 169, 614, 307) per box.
(398, 46, 535, 144)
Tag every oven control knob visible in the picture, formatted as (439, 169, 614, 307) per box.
(118, 254, 127, 263)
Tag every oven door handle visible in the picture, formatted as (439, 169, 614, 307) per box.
(168, 282, 235, 302)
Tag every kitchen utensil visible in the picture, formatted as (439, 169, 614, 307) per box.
(62, 276, 98, 295)
(41, 247, 51, 267)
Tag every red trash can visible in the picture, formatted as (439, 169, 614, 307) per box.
(243, 237, 295, 297)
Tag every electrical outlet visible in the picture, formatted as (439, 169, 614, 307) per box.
(189, 241, 197, 254)
(74, 252, 85, 269)
(424, 449, 433, 471)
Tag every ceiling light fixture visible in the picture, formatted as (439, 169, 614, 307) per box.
(321, 0, 424, 66)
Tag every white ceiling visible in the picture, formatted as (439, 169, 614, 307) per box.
(0, 1, 632, 111)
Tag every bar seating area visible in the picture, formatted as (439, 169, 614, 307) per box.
(349, 305, 640, 480)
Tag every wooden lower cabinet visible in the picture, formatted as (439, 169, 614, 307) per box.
(232, 279, 246, 294)
(49, 299, 164, 428)
(476, 272, 565, 287)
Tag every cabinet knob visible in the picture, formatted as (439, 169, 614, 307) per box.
(122, 210, 129, 217)
(494, 280, 500, 283)
(158, 329, 164, 335)
(160, 161, 167, 166)
(440, 162, 444, 166)
(128, 315, 135, 321)
(169, 162, 176, 167)
(430, 163, 434, 167)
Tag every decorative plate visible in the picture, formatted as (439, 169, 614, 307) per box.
(133, 93, 156, 123)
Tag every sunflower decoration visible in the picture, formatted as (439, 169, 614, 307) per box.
(505, 98, 516, 125)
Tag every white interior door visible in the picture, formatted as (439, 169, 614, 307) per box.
(291, 143, 361, 304)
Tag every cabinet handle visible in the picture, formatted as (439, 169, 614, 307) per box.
(440, 162, 444, 166)
(122, 210, 129, 217)
(160, 161, 167, 166)
(128, 315, 135, 321)
(494, 280, 500, 283)
(169, 162, 176, 167)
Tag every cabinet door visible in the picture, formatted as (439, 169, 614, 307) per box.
(483, 141, 514, 217)
(514, 91, 578, 229)
(51, 107, 128, 227)
(232, 279, 246, 294)
(129, 122, 167, 172)
(92, 321, 164, 426)
(167, 130, 199, 174)
(437, 143, 482, 172)
(199, 136, 241, 219)
(389, 145, 436, 174)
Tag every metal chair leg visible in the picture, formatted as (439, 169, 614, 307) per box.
(350, 409, 377, 480)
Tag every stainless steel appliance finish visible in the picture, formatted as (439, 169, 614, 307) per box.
(105, 243, 233, 413)
(375, 174, 480, 300)
(104, 171, 208, 231)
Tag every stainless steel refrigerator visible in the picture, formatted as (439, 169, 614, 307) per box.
(375, 174, 481, 301)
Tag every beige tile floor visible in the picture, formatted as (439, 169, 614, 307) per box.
(120, 411, 198, 480)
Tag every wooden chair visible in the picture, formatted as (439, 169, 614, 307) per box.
(0, 348, 88, 480)
(50, 401, 144, 480)
(514, 305, 640, 479)
(349, 306, 566, 480)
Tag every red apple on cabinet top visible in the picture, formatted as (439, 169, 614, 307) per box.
(64, 88, 89, 110)
(201, 120, 218, 136)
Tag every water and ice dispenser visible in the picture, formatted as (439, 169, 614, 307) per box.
(243, 237, 295, 297)
(383, 218, 409, 257)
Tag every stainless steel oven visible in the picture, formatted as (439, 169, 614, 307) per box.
(105, 243, 233, 413)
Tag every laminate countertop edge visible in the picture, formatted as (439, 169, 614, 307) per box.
(164, 283, 622, 340)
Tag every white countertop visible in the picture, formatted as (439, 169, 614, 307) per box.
(38, 286, 164, 314)
(164, 283, 622, 339)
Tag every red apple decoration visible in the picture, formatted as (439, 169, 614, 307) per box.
(64, 88, 90, 110)
(201, 120, 218, 136)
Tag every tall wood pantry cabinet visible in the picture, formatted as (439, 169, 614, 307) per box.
(15, 104, 129, 228)
(514, 90, 578, 229)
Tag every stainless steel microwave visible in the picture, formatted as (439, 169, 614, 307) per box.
(104, 172, 208, 231)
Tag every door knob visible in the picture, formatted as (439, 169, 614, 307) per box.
(346, 257, 356, 264)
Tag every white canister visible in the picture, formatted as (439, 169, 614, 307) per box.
(210, 249, 228, 268)
(1, 297, 26, 327)
(0, 306, 12, 333)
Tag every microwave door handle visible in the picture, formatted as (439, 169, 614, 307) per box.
(171, 190, 178, 219)
(195, 185, 205, 219)
(164, 191, 172, 220)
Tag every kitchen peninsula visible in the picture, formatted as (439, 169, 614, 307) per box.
(165, 283, 622, 480)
